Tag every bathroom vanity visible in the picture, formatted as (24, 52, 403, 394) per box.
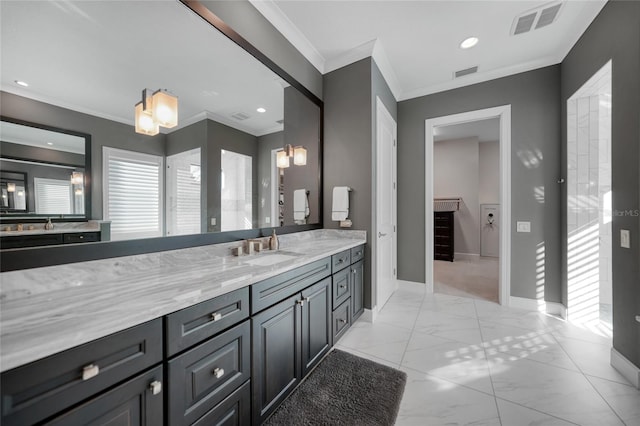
(0, 230, 366, 425)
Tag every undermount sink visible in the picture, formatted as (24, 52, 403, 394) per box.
(242, 253, 297, 267)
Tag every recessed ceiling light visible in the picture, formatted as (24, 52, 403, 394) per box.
(460, 37, 479, 49)
(257, 107, 266, 113)
(15, 80, 29, 87)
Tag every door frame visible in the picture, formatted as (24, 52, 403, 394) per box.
(424, 105, 511, 305)
(373, 97, 398, 318)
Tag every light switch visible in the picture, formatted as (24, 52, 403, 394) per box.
(265, 216, 270, 224)
(621, 229, 630, 248)
(211, 217, 216, 226)
(516, 221, 531, 233)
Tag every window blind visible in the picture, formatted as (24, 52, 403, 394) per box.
(34, 178, 72, 214)
(103, 147, 163, 241)
(173, 165, 201, 235)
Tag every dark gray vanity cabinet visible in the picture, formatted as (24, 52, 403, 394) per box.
(0, 231, 101, 249)
(0, 319, 163, 426)
(351, 259, 364, 321)
(331, 245, 366, 343)
(251, 276, 332, 425)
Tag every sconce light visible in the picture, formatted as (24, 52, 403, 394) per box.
(277, 150, 290, 168)
(293, 146, 307, 166)
(75, 188, 83, 196)
(7, 183, 15, 192)
(277, 144, 307, 168)
(134, 88, 178, 135)
(71, 171, 84, 185)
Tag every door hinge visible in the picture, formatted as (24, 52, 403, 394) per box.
(393, 225, 396, 232)
(393, 268, 396, 276)
(393, 139, 396, 146)
(393, 182, 396, 189)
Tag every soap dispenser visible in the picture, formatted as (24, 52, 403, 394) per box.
(269, 229, 279, 250)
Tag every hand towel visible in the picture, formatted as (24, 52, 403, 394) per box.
(294, 189, 309, 221)
(332, 186, 350, 221)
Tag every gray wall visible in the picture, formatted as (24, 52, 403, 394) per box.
(200, 0, 322, 100)
(398, 65, 562, 302)
(560, 0, 640, 368)
(479, 141, 500, 205)
(0, 92, 166, 220)
(324, 57, 397, 310)
(257, 131, 284, 227)
(434, 137, 481, 255)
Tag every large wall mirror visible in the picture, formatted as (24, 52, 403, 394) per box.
(0, 0, 321, 251)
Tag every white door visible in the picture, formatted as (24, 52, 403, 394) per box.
(376, 97, 397, 310)
(480, 204, 499, 257)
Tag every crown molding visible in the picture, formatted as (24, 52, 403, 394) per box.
(248, 0, 325, 73)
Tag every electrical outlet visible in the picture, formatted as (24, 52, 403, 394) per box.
(620, 229, 630, 248)
(210, 217, 216, 226)
(516, 221, 531, 233)
(265, 216, 270, 224)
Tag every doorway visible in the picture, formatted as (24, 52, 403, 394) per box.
(425, 106, 511, 305)
(431, 120, 501, 302)
(566, 60, 612, 337)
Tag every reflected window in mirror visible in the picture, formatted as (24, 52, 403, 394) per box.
(166, 148, 201, 236)
(221, 149, 252, 232)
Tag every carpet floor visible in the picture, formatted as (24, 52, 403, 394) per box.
(264, 349, 407, 426)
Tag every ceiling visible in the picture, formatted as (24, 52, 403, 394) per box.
(0, 1, 286, 136)
(434, 118, 500, 143)
(250, 0, 608, 101)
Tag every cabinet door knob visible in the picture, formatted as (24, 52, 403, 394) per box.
(339, 284, 346, 289)
(213, 368, 225, 378)
(296, 299, 305, 307)
(339, 319, 347, 324)
(337, 259, 344, 264)
(352, 269, 356, 274)
(210, 312, 222, 321)
(82, 364, 99, 381)
(149, 380, 162, 395)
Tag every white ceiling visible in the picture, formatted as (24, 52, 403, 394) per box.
(0, 1, 286, 136)
(250, 0, 608, 101)
(434, 118, 500, 143)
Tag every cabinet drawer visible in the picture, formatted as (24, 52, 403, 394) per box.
(45, 365, 163, 426)
(192, 380, 250, 426)
(332, 267, 351, 309)
(0, 233, 63, 249)
(168, 320, 250, 426)
(331, 249, 351, 273)
(332, 298, 351, 343)
(166, 287, 249, 356)
(1, 319, 162, 426)
(350, 245, 365, 263)
(251, 257, 331, 314)
(63, 232, 100, 244)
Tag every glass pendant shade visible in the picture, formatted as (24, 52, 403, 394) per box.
(293, 146, 307, 166)
(277, 150, 290, 168)
(152, 90, 178, 128)
(135, 102, 159, 136)
(7, 183, 16, 192)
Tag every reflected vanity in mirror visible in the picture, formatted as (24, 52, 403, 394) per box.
(0, 0, 322, 256)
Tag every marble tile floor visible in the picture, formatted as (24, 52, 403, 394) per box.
(335, 282, 640, 426)
(434, 257, 499, 303)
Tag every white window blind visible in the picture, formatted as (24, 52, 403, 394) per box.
(103, 147, 163, 241)
(34, 178, 72, 214)
(166, 148, 201, 236)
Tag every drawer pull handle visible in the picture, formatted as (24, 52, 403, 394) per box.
(337, 259, 344, 264)
(355, 251, 362, 256)
(149, 380, 162, 395)
(82, 364, 99, 381)
(210, 312, 222, 321)
(339, 319, 347, 324)
(339, 284, 346, 289)
(352, 270, 357, 274)
(213, 368, 225, 378)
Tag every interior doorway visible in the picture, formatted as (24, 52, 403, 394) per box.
(425, 106, 511, 305)
(566, 60, 612, 337)
(430, 120, 501, 302)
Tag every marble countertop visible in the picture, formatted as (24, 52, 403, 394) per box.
(0, 229, 366, 372)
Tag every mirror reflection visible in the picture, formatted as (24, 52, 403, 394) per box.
(0, 0, 321, 244)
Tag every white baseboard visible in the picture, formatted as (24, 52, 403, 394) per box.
(454, 252, 480, 261)
(509, 296, 567, 319)
(361, 308, 376, 323)
(396, 280, 426, 290)
(610, 347, 640, 389)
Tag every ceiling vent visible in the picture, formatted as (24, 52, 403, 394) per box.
(511, 2, 563, 36)
(231, 112, 250, 121)
(454, 66, 478, 79)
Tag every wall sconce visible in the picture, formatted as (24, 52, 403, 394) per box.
(71, 171, 84, 185)
(75, 188, 83, 196)
(7, 183, 15, 192)
(134, 88, 178, 135)
(277, 144, 306, 168)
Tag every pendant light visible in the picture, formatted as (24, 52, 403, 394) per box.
(134, 88, 178, 135)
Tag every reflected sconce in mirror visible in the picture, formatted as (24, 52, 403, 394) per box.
(7, 183, 15, 192)
(134, 88, 178, 135)
(71, 171, 84, 185)
(277, 144, 307, 168)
